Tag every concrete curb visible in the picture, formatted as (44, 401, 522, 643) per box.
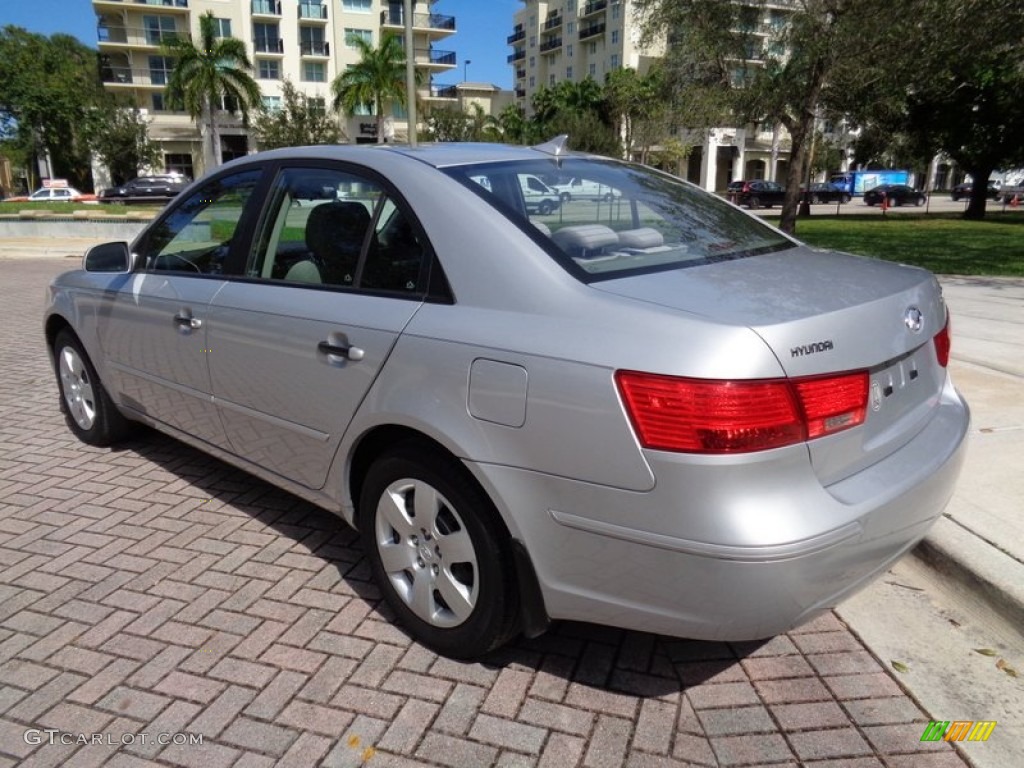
(914, 516, 1024, 637)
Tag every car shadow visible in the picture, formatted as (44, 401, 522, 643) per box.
(107, 428, 767, 700)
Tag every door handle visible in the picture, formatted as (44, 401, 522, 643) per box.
(318, 340, 365, 361)
(173, 313, 202, 330)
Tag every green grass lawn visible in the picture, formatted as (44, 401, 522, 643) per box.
(782, 212, 1024, 276)
(0, 201, 165, 216)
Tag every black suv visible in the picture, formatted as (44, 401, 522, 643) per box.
(729, 180, 786, 209)
(99, 174, 189, 204)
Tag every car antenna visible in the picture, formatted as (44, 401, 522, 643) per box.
(532, 135, 569, 166)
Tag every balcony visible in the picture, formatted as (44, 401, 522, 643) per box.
(414, 48, 456, 67)
(300, 40, 330, 57)
(515, 88, 526, 98)
(253, 37, 284, 54)
(581, 0, 608, 17)
(427, 84, 458, 100)
(579, 22, 606, 40)
(380, 9, 456, 36)
(543, 15, 563, 31)
(516, 68, 526, 80)
(97, 24, 187, 47)
(298, 2, 327, 21)
(99, 64, 173, 87)
(507, 28, 525, 44)
(507, 49, 525, 63)
(539, 37, 562, 53)
(251, 0, 281, 17)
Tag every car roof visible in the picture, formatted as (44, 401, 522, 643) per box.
(232, 142, 605, 170)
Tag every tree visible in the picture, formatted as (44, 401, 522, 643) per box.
(634, 0, 895, 234)
(86, 101, 160, 186)
(423, 103, 500, 143)
(0, 26, 106, 190)
(604, 66, 670, 162)
(161, 12, 260, 170)
(252, 80, 342, 150)
(529, 78, 620, 156)
(842, 0, 1024, 219)
(331, 33, 410, 143)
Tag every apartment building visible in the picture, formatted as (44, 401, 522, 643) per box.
(509, 0, 663, 109)
(507, 0, 848, 193)
(93, 0, 458, 178)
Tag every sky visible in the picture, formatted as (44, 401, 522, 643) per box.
(0, 0, 522, 88)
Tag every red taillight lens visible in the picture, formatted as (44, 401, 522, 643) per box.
(933, 313, 951, 367)
(615, 370, 868, 454)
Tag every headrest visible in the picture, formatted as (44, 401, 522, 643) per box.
(551, 224, 618, 255)
(617, 227, 664, 249)
(306, 201, 371, 257)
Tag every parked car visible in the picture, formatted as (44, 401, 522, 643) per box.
(950, 181, 999, 202)
(4, 186, 95, 203)
(729, 179, 786, 208)
(99, 174, 189, 204)
(551, 176, 621, 203)
(863, 184, 926, 207)
(803, 182, 851, 204)
(45, 142, 968, 658)
(997, 183, 1024, 204)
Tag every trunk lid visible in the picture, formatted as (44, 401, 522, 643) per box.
(594, 245, 949, 485)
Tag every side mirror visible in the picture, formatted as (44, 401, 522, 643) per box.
(84, 242, 135, 273)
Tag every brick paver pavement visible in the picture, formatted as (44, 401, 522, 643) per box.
(1, 258, 969, 767)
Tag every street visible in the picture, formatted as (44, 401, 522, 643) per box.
(0, 257, 1013, 767)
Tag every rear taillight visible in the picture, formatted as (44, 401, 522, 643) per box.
(933, 313, 951, 367)
(615, 370, 868, 454)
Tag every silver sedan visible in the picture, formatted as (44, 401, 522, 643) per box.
(44, 140, 969, 658)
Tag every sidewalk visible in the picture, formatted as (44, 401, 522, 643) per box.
(4, 236, 1021, 632)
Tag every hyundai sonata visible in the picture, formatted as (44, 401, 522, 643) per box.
(44, 140, 968, 658)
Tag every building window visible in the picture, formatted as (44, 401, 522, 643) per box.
(345, 28, 372, 47)
(303, 62, 326, 82)
(567, 1, 575, 11)
(588, 62, 596, 77)
(566, 66, 573, 79)
(308, 97, 327, 116)
(567, 22, 575, 35)
(529, 56, 535, 68)
(257, 59, 280, 79)
(611, 29, 619, 45)
(612, 4, 620, 20)
(549, 74, 555, 86)
(164, 153, 194, 179)
(529, 35, 536, 48)
(212, 17, 232, 38)
(610, 54, 618, 68)
(254, 23, 280, 53)
(567, 43, 573, 58)
(589, 42, 597, 54)
(342, 0, 372, 12)
(529, 75, 535, 87)
(142, 15, 176, 45)
(148, 56, 173, 85)
(262, 95, 282, 111)
(151, 93, 164, 111)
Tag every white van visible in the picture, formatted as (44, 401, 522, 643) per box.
(519, 174, 561, 215)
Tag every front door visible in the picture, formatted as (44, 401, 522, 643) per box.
(98, 168, 263, 446)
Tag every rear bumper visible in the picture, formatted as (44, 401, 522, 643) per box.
(472, 378, 969, 641)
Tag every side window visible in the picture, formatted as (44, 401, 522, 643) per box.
(249, 167, 426, 295)
(141, 169, 261, 274)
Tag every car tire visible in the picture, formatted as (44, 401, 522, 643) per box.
(843, 194, 851, 204)
(52, 329, 134, 446)
(559, 192, 571, 203)
(603, 192, 614, 202)
(915, 196, 924, 206)
(811, 194, 822, 205)
(749, 196, 760, 209)
(538, 200, 554, 215)
(359, 444, 517, 658)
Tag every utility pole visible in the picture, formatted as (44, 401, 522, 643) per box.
(404, 0, 417, 146)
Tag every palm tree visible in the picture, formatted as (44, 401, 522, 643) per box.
(161, 12, 260, 170)
(331, 33, 409, 143)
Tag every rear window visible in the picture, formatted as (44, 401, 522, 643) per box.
(443, 158, 792, 281)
